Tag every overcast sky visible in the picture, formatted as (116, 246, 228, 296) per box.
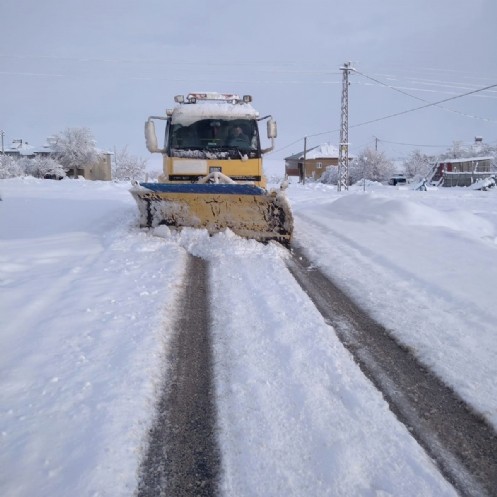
(1, 0, 496, 165)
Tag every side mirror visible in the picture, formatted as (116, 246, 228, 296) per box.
(145, 120, 160, 153)
(267, 119, 277, 139)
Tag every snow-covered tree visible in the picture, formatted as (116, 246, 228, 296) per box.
(438, 140, 484, 161)
(436, 139, 497, 170)
(446, 140, 466, 159)
(320, 148, 395, 185)
(403, 149, 433, 178)
(465, 141, 497, 171)
(146, 169, 161, 181)
(112, 146, 147, 181)
(0, 155, 24, 179)
(320, 165, 338, 184)
(51, 128, 99, 176)
(353, 147, 395, 183)
(26, 157, 66, 179)
(348, 157, 367, 185)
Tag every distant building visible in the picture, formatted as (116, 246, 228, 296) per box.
(3, 139, 37, 159)
(3, 138, 112, 181)
(430, 156, 494, 187)
(285, 143, 350, 181)
(65, 153, 112, 181)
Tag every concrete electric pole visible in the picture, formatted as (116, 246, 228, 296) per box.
(338, 62, 353, 191)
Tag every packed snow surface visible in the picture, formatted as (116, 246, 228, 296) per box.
(2, 166, 497, 496)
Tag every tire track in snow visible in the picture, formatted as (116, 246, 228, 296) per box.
(137, 254, 220, 497)
(286, 245, 497, 497)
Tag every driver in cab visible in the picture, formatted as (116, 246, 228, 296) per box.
(227, 125, 250, 147)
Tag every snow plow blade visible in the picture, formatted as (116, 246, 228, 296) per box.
(130, 183, 293, 244)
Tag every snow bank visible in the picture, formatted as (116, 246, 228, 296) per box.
(0, 179, 186, 497)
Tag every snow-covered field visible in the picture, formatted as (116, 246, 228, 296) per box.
(1, 165, 496, 496)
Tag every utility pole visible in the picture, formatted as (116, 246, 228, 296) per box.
(302, 136, 307, 185)
(338, 62, 353, 191)
(0, 130, 4, 154)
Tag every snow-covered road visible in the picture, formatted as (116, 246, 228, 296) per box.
(290, 184, 497, 431)
(2, 175, 496, 496)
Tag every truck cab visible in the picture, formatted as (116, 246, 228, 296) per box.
(145, 92, 277, 187)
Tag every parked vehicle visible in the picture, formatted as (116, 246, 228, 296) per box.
(388, 174, 407, 186)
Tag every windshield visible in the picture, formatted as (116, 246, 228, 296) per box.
(168, 119, 260, 159)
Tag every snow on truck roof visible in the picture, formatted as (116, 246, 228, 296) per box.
(170, 92, 260, 126)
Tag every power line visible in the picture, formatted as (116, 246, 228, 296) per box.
(364, 79, 497, 100)
(375, 138, 450, 148)
(0, 53, 343, 77)
(0, 69, 342, 87)
(353, 69, 497, 123)
(273, 80, 497, 155)
(349, 81, 497, 129)
(269, 136, 310, 155)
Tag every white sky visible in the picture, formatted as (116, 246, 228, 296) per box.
(1, 0, 496, 160)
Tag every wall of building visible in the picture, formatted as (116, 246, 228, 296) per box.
(440, 158, 492, 187)
(86, 154, 112, 181)
(285, 158, 338, 180)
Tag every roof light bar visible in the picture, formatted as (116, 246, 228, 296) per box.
(185, 92, 245, 103)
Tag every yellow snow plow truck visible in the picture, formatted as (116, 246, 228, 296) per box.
(130, 92, 293, 244)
